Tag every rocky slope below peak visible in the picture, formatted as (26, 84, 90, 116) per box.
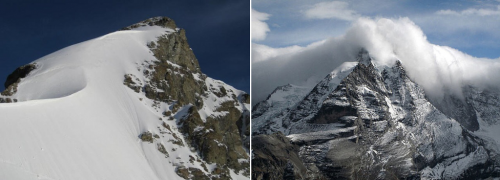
(122, 17, 250, 179)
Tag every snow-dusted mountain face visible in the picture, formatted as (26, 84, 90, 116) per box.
(252, 50, 500, 179)
(0, 17, 249, 180)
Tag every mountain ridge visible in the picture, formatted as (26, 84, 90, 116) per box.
(252, 49, 500, 179)
(0, 17, 249, 180)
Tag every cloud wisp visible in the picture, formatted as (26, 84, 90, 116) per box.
(251, 9, 271, 41)
(252, 1, 500, 54)
(411, 4, 500, 48)
(303, 1, 359, 21)
(436, 5, 500, 16)
(252, 17, 500, 105)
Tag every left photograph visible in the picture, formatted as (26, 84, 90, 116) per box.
(0, 1, 250, 180)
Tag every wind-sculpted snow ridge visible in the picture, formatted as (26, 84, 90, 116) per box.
(252, 50, 500, 179)
(0, 17, 249, 180)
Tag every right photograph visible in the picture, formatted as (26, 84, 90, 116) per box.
(251, 1, 500, 179)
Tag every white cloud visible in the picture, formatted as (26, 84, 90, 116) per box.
(252, 43, 303, 63)
(251, 9, 271, 41)
(252, 17, 500, 105)
(304, 1, 359, 21)
(252, 40, 325, 63)
(436, 5, 500, 16)
(409, 5, 500, 48)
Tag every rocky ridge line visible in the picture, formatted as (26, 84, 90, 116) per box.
(123, 17, 250, 179)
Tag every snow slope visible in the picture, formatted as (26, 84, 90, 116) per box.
(0, 20, 248, 180)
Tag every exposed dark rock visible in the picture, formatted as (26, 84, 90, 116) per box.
(241, 93, 250, 104)
(311, 105, 357, 124)
(169, 132, 184, 146)
(236, 110, 250, 149)
(163, 111, 172, 117)
(176, 166, 190, 179)
(252, 50, 499, 179)
(4, 63, 36, 89)
(309, 60, 389, 125)
(179, 106, 249, 176)
(122, 16, 248, 178)
(214, 86, 228, 97)
(252, 132, 312, 180)
(139, 131, 156, 143)
(162, 122, 172, 131)
(175, 166, 213, 180)
(142, 29, 205, 109)
(156, 143, 169, 157)
(121, 17, 177, 30)
(123, 74, 141, 93)
(2, 63, 36, 96)
(0, 97, 12, 103)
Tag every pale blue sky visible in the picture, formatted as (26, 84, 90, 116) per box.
(252, 0, 500, 58)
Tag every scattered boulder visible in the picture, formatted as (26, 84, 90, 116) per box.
(139, 131, 156, 143)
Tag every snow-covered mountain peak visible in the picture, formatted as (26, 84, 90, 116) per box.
(0, 17, 249, 180)
(253, 52, 500, 179)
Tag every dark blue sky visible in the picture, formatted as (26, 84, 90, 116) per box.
(0, 0, 250, 92)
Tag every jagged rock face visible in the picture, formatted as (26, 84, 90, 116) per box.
(310, 62, 390, 125)
(122, 16, 178, 30)
(123, 17, 203, 111)
(465, 86, 500, 125)
(432, 90, 479, 131)
(252, 62, 358, 136)
(122, 17, 250, 179)
(181, 105, 249, 178)
(252, 84, 312, 135)
(252, 51, 500, 179)
(431, 85, 500, 132)
(252, 132, 314, 180)
(143, 34, 205, 109)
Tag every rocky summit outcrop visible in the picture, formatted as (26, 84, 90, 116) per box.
(252, 50, 500, 179)
(122, 16, 178, 30)
(122, 17, 250, 179)
(0, 63, 36, 102)
(1, 63, 36, 97)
